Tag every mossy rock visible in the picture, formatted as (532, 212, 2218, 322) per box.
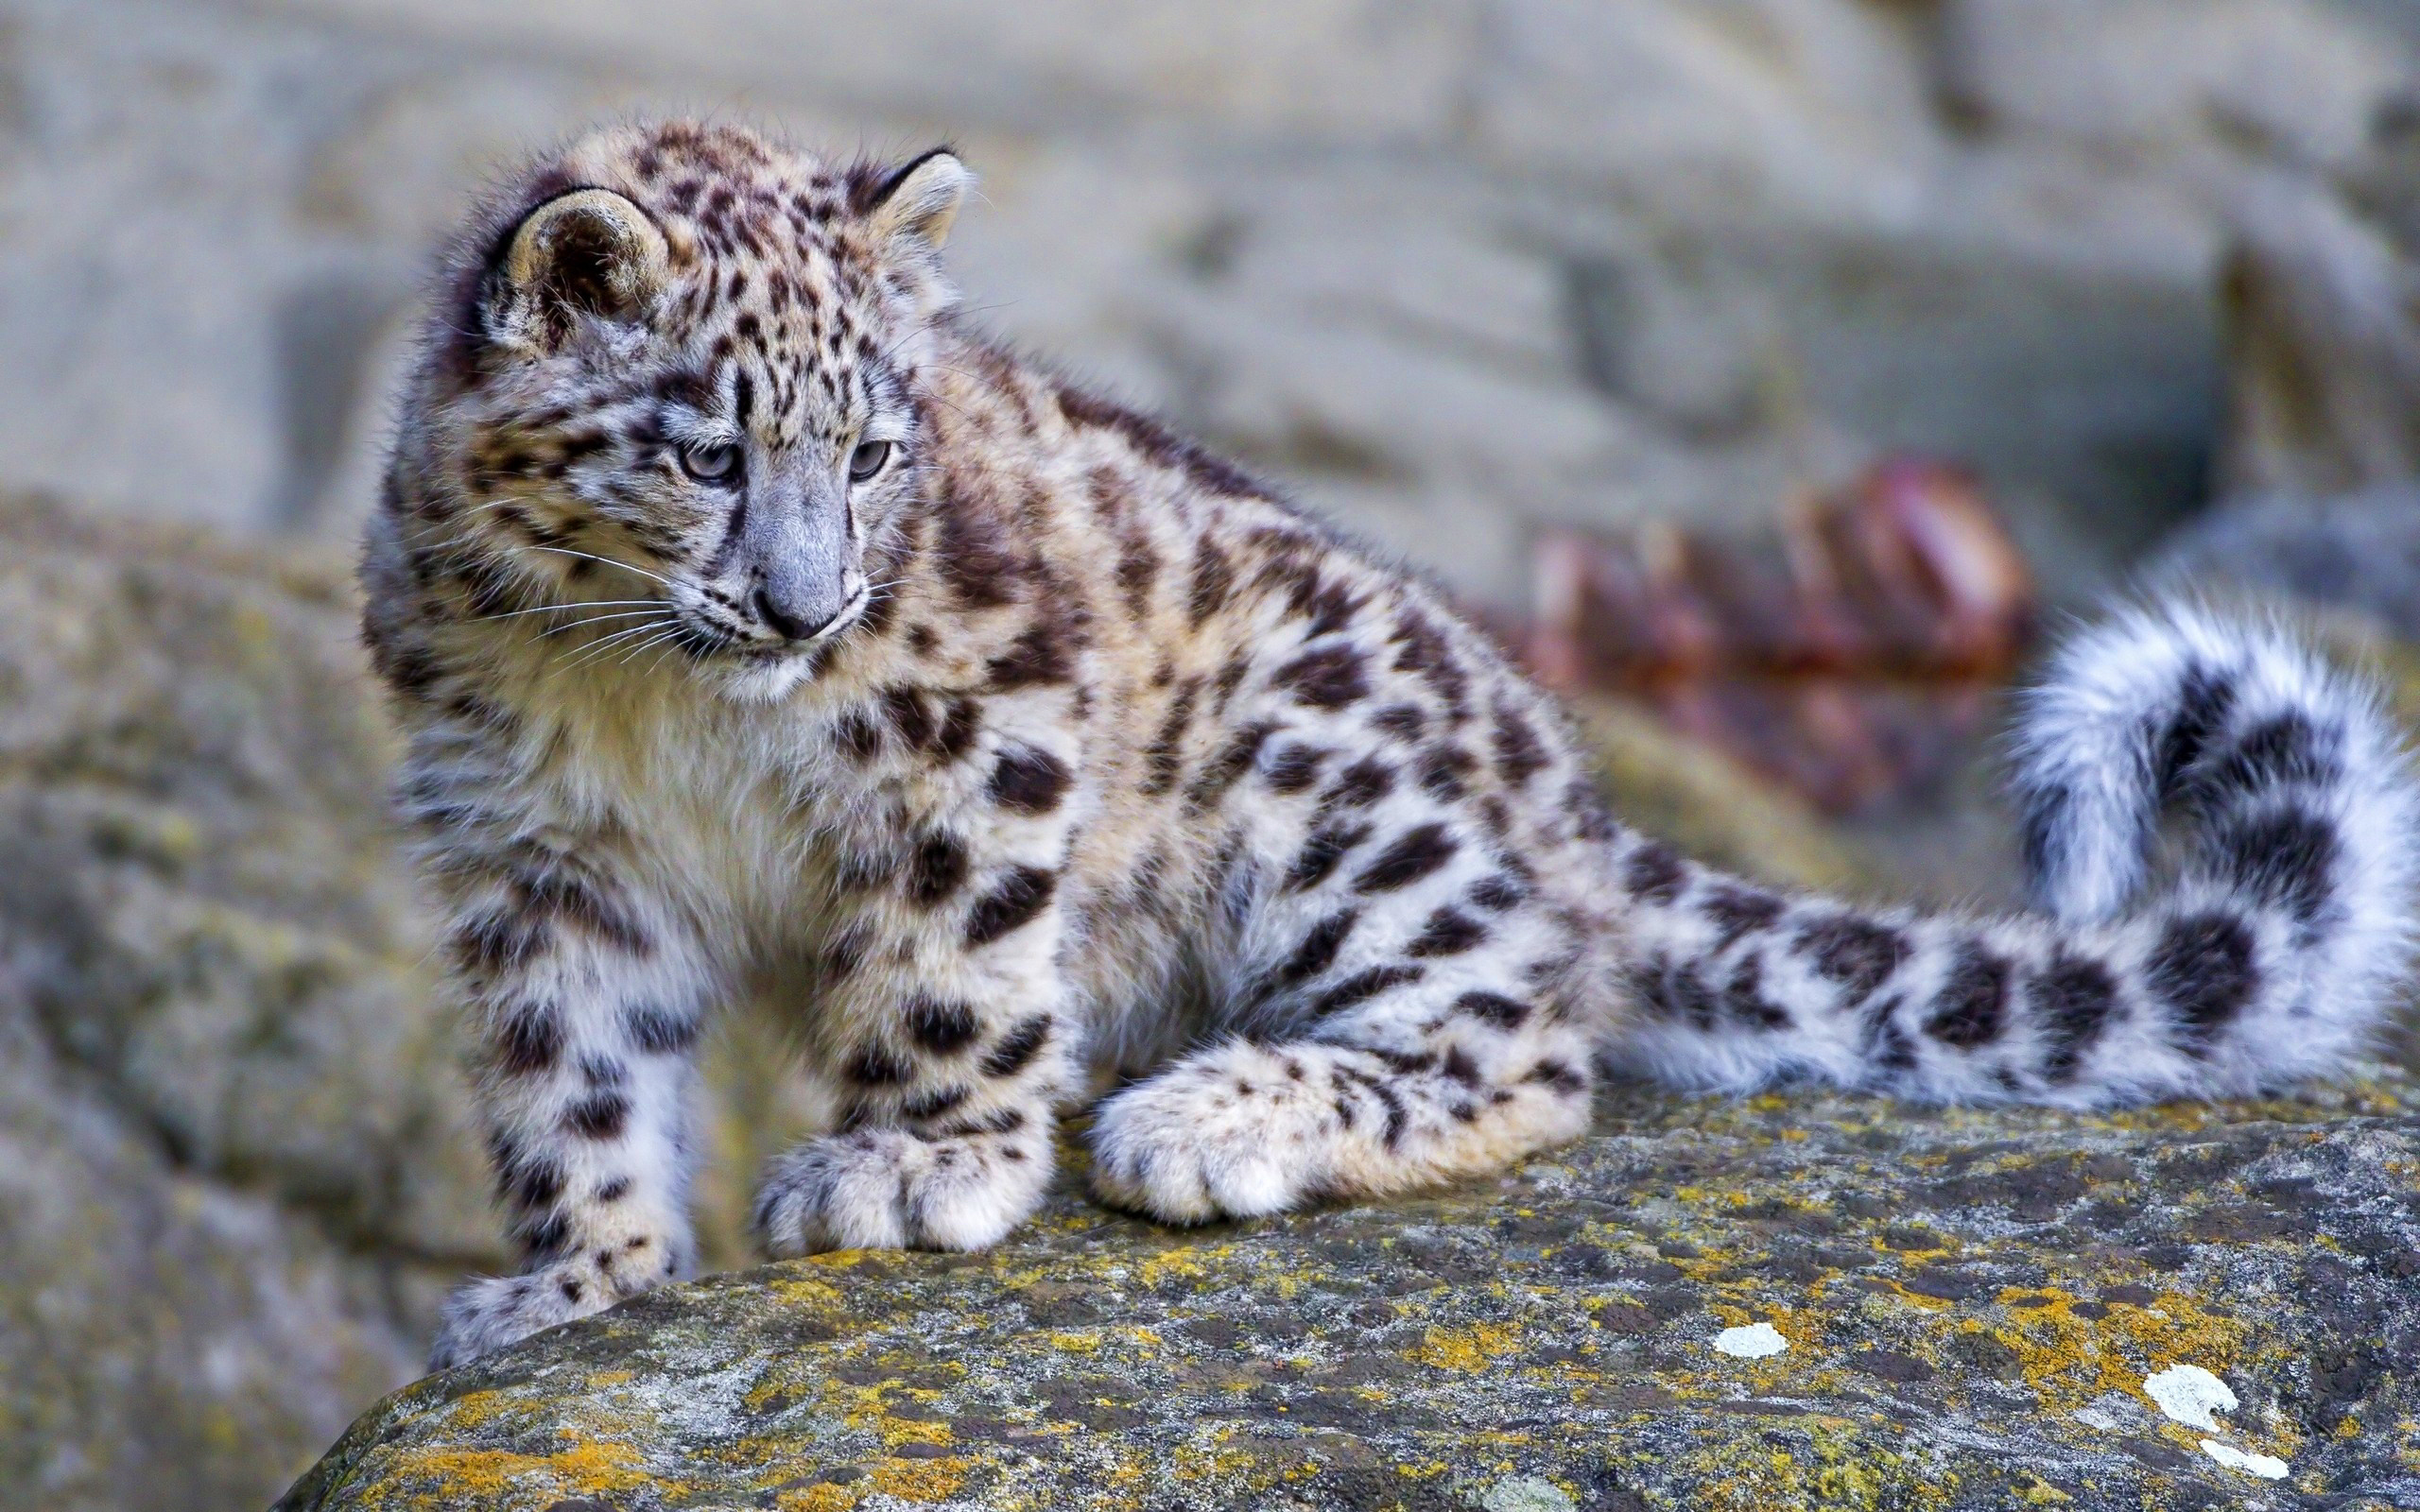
(278, 1074, 2420, 1511)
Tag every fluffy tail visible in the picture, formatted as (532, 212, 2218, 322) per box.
(1608, 600, 2420, 1106)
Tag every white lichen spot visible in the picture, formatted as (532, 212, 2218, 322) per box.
(2072, 1405, 2122, 1433)
(2200, 1439, 2289, 1480)
(2143, 1364, 2237, 1431)
(1477, 1474, 1577, 1512)
(1712, 1322, 1788, 1359)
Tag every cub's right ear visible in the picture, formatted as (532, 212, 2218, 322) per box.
(484, 188, 668, 352)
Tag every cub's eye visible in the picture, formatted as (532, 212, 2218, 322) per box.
(847, 439, 894, 484)
(678, 440, 744, 487)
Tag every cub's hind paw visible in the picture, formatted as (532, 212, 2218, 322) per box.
(752, 1124, 1047, 1257)
(1087, 1043, 1338, 1225)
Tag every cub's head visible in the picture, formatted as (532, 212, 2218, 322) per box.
(394, 120, 972, 701)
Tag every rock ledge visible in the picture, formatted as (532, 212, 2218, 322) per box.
(278, 1078, 2420, 1511)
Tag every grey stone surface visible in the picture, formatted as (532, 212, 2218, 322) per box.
(2219, 122, 2420, 499)
(275, 1074, 2420, 1510)
(2154, 484, 2420, 641)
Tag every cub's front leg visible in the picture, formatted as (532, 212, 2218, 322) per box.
(753, 827, 1076, 1257)
(426, 843, 717, 1370)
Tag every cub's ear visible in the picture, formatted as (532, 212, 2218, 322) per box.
(487, 188, 668, 350)
(856, 148, 973, 254)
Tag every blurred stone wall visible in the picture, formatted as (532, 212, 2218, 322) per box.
(3, 0, 2414, 606)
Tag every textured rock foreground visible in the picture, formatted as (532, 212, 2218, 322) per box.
(280, 1077, 2420, 1511)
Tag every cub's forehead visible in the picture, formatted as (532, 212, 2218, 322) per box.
(556, 121, 869, 274)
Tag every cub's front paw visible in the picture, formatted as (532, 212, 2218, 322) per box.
(425, 1234, 683, 1371)
(1087, 1043, 1336, 1224)
(752, 1125, 1046, 1257)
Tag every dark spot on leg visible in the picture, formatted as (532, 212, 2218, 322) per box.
(517, 1211, 571, 1261)
(966, 867, 1058, 945)
(496, 1145, 565, 1211)
(908, 832, 971, 906)
(980, 1016, 1052, 1078)
(906, 995, 981, 1055)
(989, 745, 1072, 815)
(564, 1091, 632, 1140)
(493, 1001, 565, 1074)
(848, 1043, 915, 1086)
(622, 1001, 699, 1055)
(901, 1085, 972, 1122)
(1564, 778, 1616, 842)
(1270, 907, 1361, 993)
(932, 695, 981, 761)
(451, 911, 550, 980)
(1307, 964, 1426, 1019)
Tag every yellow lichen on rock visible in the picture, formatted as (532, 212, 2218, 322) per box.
(1412, 1320, 1522, 1372)
(276, 1073, 2420, 1512)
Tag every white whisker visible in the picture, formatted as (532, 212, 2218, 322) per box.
(538, 610, 676, 638)
(475, 598, 663, 623)
(560, 618, 682, 671)
(527, 545, 681, 590)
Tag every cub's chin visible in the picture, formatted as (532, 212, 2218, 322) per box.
(699, 651, 819, 706)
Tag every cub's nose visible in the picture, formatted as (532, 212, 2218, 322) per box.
(750, 582, 833, 643)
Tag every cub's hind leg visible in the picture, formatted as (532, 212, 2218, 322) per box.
(1088, 875, 1600, 1224)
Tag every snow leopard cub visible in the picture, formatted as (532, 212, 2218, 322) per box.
(360, 121, 2420, 1368)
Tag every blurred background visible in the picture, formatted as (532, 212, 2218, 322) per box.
(1, 1, 2417, 1507)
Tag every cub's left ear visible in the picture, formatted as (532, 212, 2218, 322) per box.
(856, 148, 973, 253)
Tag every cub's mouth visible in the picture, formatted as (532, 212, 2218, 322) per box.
(679, 581, 873, 664)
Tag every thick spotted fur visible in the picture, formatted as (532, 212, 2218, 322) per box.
(363, 122, 2420, 1370)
